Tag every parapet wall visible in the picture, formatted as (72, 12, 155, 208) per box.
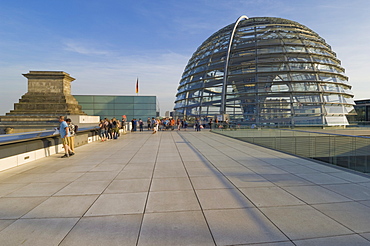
(0, 128, 100, 172)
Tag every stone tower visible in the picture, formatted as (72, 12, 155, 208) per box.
(0, 71, 87, 133)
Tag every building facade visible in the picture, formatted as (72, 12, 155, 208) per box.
(352, 99, 370, 123)
(74, 95, 159, 121)
(174, 16, 355, 127)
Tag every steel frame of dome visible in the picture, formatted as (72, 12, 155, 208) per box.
(174, 16, 355, 126)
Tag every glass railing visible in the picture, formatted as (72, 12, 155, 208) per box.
(0, 126, 99, 145)
(212, 126, 370, 173)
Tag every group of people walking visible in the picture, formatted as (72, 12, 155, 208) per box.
(94, 116, 215, 143)
(98, 118, 121, 141)
(126, 117, 216, 133)
(145, 117, 189, 133)
(127, 117, 188, 134)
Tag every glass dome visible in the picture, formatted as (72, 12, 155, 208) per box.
(174, 16, 355, 126)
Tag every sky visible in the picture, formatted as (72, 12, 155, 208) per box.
(0, 0, 369, 116)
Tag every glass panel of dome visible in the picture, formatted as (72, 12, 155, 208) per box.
(324, 94, 341, 103)
(294, 95, 321, 102)
(325, 105, 346, 114)
(283, 39, 304, 45)
(257, 37, 282, 44)
(291, 82, 318, 91)
(322, 84, 339, 92)
(263, 97, 291, 104)
(257, 57, 283, 63)
(289, 63, 314, 71)
(316, 64, 334, 73)
(312, 56, 337, 65)
(257, 64, 288, 72)
(190, 107, 201, 115)
(336, 76, 349, 84)
(189, 91, 201, 98)
(257, 47, 281, 54)
(325, 116, 348, 126)
(344, 106, 355, 114)
(343, 97, 355, 104)
(201, 96, 211, 103)
(175, 102, 185, 108)
(242, 84, 256, 93)
(343, 88, 354, 95)
(291, 73, 316, 81)
(177, 87, 186, 93)
(308, 47, 333, 56)
(270, 84, 289, 92)
(287, 56, 311, 63)
(320, 74, 337, 82)
(296, 105, 322, 114)
(295, 117, 323, 125)
(186, 83, 201, 90)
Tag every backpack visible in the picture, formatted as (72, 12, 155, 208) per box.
(74, 125, 78, 133)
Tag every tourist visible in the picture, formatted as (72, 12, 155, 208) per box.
(151, 117, 156, 132)
(131, 118, 137, 132)
(147, 117, 151, 130)
(99, 120, 107, 141)
(170, 118, 175, 131)
(58, 116, 73, 158)
(107, 119, 113, 139)
(104, 118, 110, 139)
(139, 118, 144, 132)
(112, 118, 119, 139)
(195, 118, 201, 131)
(164, 118, 170, 130)
(182, 119, 188, 131)
(121, 117, 126, 134)
(66, 118, 76, 155)
(177, 118, 182, 130)
(208, 118, 213, 129)
(152, 118, 159, 134)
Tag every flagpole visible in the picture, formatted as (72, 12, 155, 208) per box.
(135, 77, 139, 96)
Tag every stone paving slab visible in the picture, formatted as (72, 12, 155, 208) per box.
(138, 211, 214, 246)
(0, 130, 369, 245)
(59, 214, 142, 246)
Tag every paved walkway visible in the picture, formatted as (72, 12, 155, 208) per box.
(0, 131, 370, 245)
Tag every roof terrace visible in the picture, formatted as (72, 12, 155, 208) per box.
(0, 131, 369, 245)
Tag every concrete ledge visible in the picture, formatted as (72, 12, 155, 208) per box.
(0, 128, 103, 172)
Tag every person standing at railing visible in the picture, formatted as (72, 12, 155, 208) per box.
(66, 118, 76, 156)
(59, 116, 73, 158)
(111, 118, 119, 139)
(99, 120, 107, 142)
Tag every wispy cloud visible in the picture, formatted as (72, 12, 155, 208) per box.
(63, 40, 111, 56)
